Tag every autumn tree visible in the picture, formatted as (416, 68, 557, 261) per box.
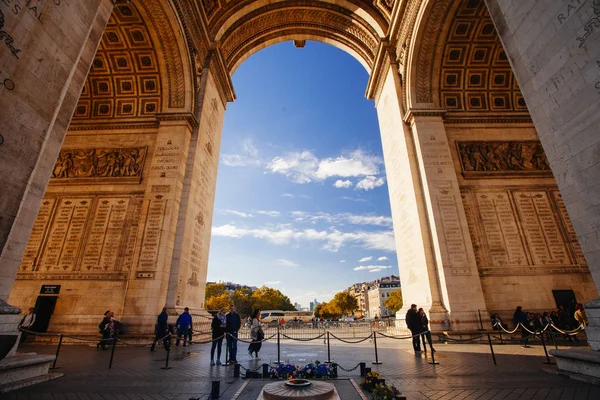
(205, 293, 231, 311)
(250, 286, 295, 311)
(231, 288, 253, 317)
(330, 291, 358, 316)
(384, 290, 403, 315)
(205, 283, 226, 299)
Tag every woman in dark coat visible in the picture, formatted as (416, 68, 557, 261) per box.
(418, 307, 435, 352)
(210, 308, 227, 365)
(248, 309, 263, 359)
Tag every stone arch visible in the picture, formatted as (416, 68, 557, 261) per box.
(70, 0, 193, 125)
(406, 0, 528, 116)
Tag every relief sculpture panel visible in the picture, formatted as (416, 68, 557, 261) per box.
(457, 141, 552, 178)
(17, 194, 144, 280)
(50, 147, 147, 184)
(462, 187, 587, 276)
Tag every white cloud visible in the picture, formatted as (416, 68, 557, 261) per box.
(281, 193, 295, 198)
(221, 138, 262, 167)
(212, 224, 396, 252)
(257, 210, 280, 217)
(266, 150, 383, 184)
(221, 209, 253, 218)
(289, 211, 392, 227)
(356, 176, 385, 191)
(342, 196, 369, 203)
(353, 265, 392, 271)
(264, 281, 281, 285)
(377, 256, 388, 261)
(359, 256, 373, 262)
(340, 260, 346, 263)
(277, 259, 299, 267)
(334, 180, 353, 188)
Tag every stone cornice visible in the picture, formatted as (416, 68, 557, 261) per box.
(443, 112, 532, 124)
(403, 108, 447, 123)
(365, 40, 395, 101)
(68, 118, 159, 131)
(156, 112, 199, 130)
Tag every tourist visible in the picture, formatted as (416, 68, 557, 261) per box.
(512, 306, 530, 348)
(150, 307, 170, 352)
(405, 304, 422, 353)
(210, 308, 227, 366)
(418, 308, 435, 352)
(248, 309, 264, 359)
(491, 313, 507, 330)
(97, 310, 112, 350)
(18, 307, 36, 343)
(226, 304, 241, 364)
(574, 303, 588, 326)
(175, 307, 193, 347)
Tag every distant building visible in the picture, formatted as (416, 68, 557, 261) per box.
(367, 277, 401, 318)
(294, 302, 302, 311)
(347, 275, 400, 318)
(310, 302, 315, 311)
(206, 281, 258, 294)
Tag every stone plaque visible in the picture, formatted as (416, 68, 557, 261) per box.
(137, 196, 167, 273)
(20, 199, 56, 272)
(552, 191, 587, 265)
(436, 190, 471, 275)
(457, 141, 552, 178)
(512, 191, 569, 265)
(476, 192, 527, 267)
(57, 198, 93, 271)
(120, 196, 144, 272)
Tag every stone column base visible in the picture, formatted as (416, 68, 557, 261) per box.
(0, 300, 22, 359)
(549, 348, 600, 384)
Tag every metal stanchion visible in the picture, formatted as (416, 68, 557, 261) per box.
(224, 334, 229, 366)
(540, 331, 554, 364)
(359, 362, 366, 377)
(276, 325, 282, 363)
(550, 330, 558, 350)
(262, 363, 269, 378)
(498, 329, 504, 344)
(108, 337, 117, 369)
(478, 310, 484, 330)
(234, 363, 240, 377)
(332, 363, 338, 378)
(487, 333, 497, 366)
(372, 332, 382, 365)
(326, 331, 332, 364)
(161, 335, 172, 370)
(50, 334, 63, 370)
(428, 334, 439, 365)
(211, 381, 220, 399)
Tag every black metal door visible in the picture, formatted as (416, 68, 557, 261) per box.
(552, 290, 577, 312)
(32, 296, 58, 333)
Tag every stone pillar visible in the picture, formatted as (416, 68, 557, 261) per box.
(485, 0, 600, 349)
(406, 113, 488, 330)
(0, 0, 114, 302)
(369, 53, 450, 329)
(165, 50, 233, 316)
(119, 113, 195, 334)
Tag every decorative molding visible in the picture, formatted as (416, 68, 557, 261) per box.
(207, 48, 236, 107)
(403, 108, 447, 123)
(443, 113, 532, 124)
(366, 40, 394, 101)
(155, 112, 199, 130)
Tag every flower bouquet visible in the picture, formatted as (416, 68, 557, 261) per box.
(360, 371, 381, 391)
(372, 383, 403, 400)
(269, 363, 298, 379)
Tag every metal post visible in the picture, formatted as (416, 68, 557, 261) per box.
(478, 310, 484, 330)
(234, 363, 240, 378)
(276, 324, 282, 363)
(332, 363, 338, 378)
(551, 330, 558, 350)
(372, 332, 382, 365)
(211, 381, 220, 399)
(262, 363, 269, 378)
(428, 334, 439, 365)
(540, 331, 554, 364)
(161, 335, 172, 370)
(359, 362, 366, 377)
(225, 334, 229, 366)
(498, 329, 504, 345)
(108, 337, 117, 369)
(487, 333, 497, 366)
(326, 331, 332, 364)
(50, 334, 63, 370)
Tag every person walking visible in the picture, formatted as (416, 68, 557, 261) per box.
(418, 308, 435, 352)
(513, 306, 530, 348)
(175, 307, 193, 348)
(150, 307, 170, 352)
(210, 308, 227, 366)
(405, 304, 422, 354)
(97, 310, 112, 350)
(18, 307, 36, 343)
(226, 304, 241, 364)
(248, 309, 263, 360)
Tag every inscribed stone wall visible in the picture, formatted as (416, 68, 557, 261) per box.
(447, 124, 598, 312)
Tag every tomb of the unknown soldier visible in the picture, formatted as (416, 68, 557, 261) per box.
(1, 0, 600, 398)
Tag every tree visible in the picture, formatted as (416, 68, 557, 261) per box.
(205, 292, 231, 311)
(331, 291, 358, 316)
(250, 286, 294, 311)
(205, 282, 226, 299)
(385, 290, 403, 315)
(231, 288, 253, 318)
(313, 303, 324, 318)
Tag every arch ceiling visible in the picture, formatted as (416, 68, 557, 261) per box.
(409, 0, 529, 115)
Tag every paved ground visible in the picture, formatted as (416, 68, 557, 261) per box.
(6, 335, 599, 400)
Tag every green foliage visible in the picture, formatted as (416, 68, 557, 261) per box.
(384, 290, 403, 315)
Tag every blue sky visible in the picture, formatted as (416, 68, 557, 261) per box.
(207, 41, 398, 308)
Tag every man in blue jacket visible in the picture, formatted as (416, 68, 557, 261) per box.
(176, 307, 193, 347)
(151, 307, 170, 351)
(226, 304, 242, 363)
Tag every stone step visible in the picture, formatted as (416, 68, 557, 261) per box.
(0, 353, 62, 392)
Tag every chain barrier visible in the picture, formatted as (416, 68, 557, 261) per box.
(493, 321, 584, 336)
(229, 333, 277, 344)
(336, 362, 362, 373)
(377, 330, 429, 340)
(281, 333, 325, 341)
(329, 332, 373, 344)
(435, 333, 486, 342)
